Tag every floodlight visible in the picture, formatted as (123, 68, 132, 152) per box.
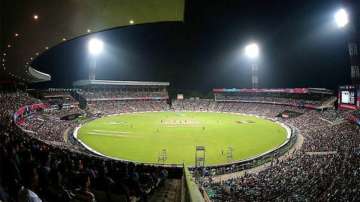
(88, 38, 104, 55)
(245, 43, 259, 59)
(335, 8, 349, 28)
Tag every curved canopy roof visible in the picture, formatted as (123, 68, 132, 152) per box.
(0, 0, 184, 83)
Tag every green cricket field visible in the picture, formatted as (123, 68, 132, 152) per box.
(77, 112, 288, 166)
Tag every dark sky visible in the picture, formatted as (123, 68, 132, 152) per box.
(32, 0, 359, 93)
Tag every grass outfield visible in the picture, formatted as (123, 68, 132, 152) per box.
(77, 112, 288, 166)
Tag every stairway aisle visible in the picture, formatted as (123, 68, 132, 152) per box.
(149, 179, 182, 202)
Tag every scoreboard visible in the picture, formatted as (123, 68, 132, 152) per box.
(341, 90, 355, 104)
(338, 85, 360, 110)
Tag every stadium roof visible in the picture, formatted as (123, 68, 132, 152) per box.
(73, 80, 170, 87)
(0, 0, 185, 83)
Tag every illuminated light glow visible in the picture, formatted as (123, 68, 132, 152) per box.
(62, 38, 67, 41)
(30, 57, 33, 60)
(245, 43, 260, 59)
(45, 46, 49, 50)
(15, 33, 19, 37)
(335, 8, 349, 28)
(7, 44, 11, 48)
(87, 29, 91, 33)
(33, 14, 39, 20)
(35, 52, 39, 56)
(88, 38, 104, 55)
(129, 20, 134, 24)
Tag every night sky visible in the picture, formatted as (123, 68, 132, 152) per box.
(32, 0, 359, 93)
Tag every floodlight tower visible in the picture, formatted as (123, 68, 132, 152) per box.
(335, 8, 349, 28)
(88, 38, 104, 80)
(245, 43, 260, 88)
(334, 7, 360, 85)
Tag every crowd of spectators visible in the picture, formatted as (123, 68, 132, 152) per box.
(0, 125, 174, 202)
(1, 90, 360, 201)
(169, 99, 360, 201)
(214, 92, 335, 107)
(20, 113, 77, 143)
(204, 151, 360, 201)
(186, 101, 360, 201)
(0, 92, 40, 123)
(44, 107, 84, 118)
(320, 109, 349, 123)
(172, 99, 213, 111)
(172, 99, 307, 117)
(39, 90, 78, 105)
(88, 100, 170, 115)
(0, 91, 179, 202)
(78, 87, 168, 101)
